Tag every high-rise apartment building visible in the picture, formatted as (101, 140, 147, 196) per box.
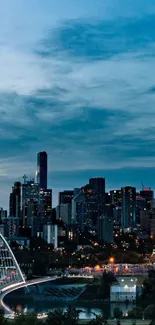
(9, 182, 21, 219)
(121, 186, 136, 228)
(37, 151, 47, 189)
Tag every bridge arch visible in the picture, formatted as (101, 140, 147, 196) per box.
(0, 233, 25, 291)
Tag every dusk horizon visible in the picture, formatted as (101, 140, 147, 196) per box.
(1, 0, 155, 209)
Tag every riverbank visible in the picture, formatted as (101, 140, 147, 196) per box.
(78, 321, 151, 325)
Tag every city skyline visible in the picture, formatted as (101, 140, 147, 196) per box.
(7, 150, 154, 212)
(0, 0, 155, 209)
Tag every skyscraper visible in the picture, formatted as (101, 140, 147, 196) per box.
(110, 190, 121, 205)
(82, 184, 98, 227)
(89, 177, 105, 217)
(37, 151, 47, 189)
(58, 190, 74, 205)
(22, 180, 40, 226)
(9, 182, 21, 220)
(58, 190, 74, 230)
(140, 187, 154, 208)
(39, 188, 52, 222)
(22, 180, 40, 206)
(121, 186, 136, 228)
(72, 191, 86, 230)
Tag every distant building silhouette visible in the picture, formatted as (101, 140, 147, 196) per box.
(37, 151, 47, 189)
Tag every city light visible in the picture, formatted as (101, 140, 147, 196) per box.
(94, 265, 100, 271)
(109, 257, 115, 264)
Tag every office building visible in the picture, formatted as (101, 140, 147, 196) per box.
(89, 177, 105, 216)
(56, 203, 71, 225)
(43, 224, 58, 248)
(58, 190, 74, 205)
(31, 216, 41, 237)
(97, 215, 113, 243)
(136, 195, 146, 224)
(22, 180, 40, 206)
(39, 189, 52, 222)
(82, 184, 98, 227)
(5, 216, 19, 237)
(105, 192, 111, 205)
(113, 206, 122, 225)
(37, 151, 47, 189)
(22, 180, 40, 226)
(140, 210, 150, 231)
(136, 195, 146, 210)
(25, 199, 39, 229)
(121, 186, 136, 228)
(72, 191, 86, 230)
(110, 190, 121, 205)
(58, 190, 73, 228)
(150, 218, 155, 238)
(9, 182, 21, 219)
(0, 208, 7, 221)
(140, 188, 154, 208)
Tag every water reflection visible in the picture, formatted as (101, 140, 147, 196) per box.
(5, 295, 134, 320)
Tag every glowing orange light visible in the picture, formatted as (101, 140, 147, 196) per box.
(109, 257, 115, 264)
(95, 265, 100, 271)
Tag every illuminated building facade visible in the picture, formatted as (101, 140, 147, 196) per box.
(39, 188, 52, 222)
(121, 186, 136, 229)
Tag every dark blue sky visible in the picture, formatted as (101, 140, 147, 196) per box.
(0, 0, 155, 209)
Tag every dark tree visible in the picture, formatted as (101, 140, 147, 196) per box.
(45, 310, 64, 325)
(0, 309, 8, 325)
(88, 315, 105, 325)
(13, 313, 38, 325)
(101, 271, 117, 299)
(113, 307, 123, 319)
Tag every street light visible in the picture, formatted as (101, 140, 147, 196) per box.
(109, 257, 115, 264)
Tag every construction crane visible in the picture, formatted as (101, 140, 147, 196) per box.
(141, 181, 144, 190)
(141, 181, 151, 192)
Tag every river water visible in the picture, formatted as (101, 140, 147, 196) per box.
(4, 295, 134, 319)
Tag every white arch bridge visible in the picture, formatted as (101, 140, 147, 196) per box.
(0, 233, 93, 315)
